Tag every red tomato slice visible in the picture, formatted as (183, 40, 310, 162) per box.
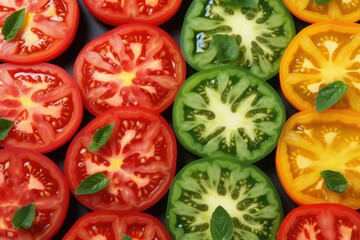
(82, 0, 182, 26)
(277, 203, 360, 240)
(0, 0, 79, 64)
(64, 106, 177, 212)
(0, 148, 69, 240)
(0, 63, 83, 153)
(63, 211, 171, 240)
(73, 22, 186, 116)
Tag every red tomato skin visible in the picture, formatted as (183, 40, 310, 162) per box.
(82, 0, 182, 26)
(0, 0, 79, 64)
(64, 106, 177, 212)
(277, 203, 360, 240)
(63, 211, 172, 240)
(0, 148, 69, 240)
(0, 63, 83, 153)
(73, 22, 186, 116)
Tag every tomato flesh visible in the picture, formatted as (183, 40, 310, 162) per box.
(173, 66, 285, 163)
(282, 0, 360, 23)
(63, 211, 171, 240)
(0, 0, 79, 63)
(276, 110, 360, 209)
(0, 148, 69, 240)
(65, 106, 177, 212)
(82, 0, 182, 26)
(180, 0, 296, 80)
(166, 157, 283, 239)
(280, 21, 360, 112)
(277, 203, 360, 240)
(0, 63, 83, 153)
(74, 23, 186, 116)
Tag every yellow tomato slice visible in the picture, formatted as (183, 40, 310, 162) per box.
(280, 21, 360, 112)
(276, 110, 360, 209)
(282, 0, 360, 23)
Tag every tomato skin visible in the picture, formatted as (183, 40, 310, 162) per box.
(0, 148, 69, 240)
(63, 211, 171, 240)
(276, 110, 360, 209)
(282, 0, 360, 23)
(64, 106, 177, 212)
(82, 0, 182, 26)
(0, 0, 79, 64)
(277, 203, 360, 240)
(0, 63, 83, 153)
(74, 22, 186, 116)
(280, 21, 360, 112)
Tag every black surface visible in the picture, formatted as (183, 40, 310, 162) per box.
(50, 0, 310, 239)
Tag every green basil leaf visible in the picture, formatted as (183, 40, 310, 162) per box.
(314, 0, 333, 4)
(75, 172, 109, 195)
(320, 170, 348, 193)
(315, 81, 348, 112)
(88, 123, 114, 151)
(210, 206, 234, 240)
(213, 34, 239, 62)
(2, 8, 26, 41)
(12, 203, 35, 229)
(220, 0, 259, 8)
(122, 234, 133, 240)
(0, 118, 14, 140)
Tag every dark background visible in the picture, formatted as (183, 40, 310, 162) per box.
(49, 0, 311, 238)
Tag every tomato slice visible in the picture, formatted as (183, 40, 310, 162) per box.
(0, 0, 79, 64)
(63, 211, 171, 240)
(64, 106, 177, 212)
(166, 156, 283, 239)
(82, 0, 182, 26)
(277, 203, 360, 240)
(0, 148, 69, 240)
(180, 0, 296, 80)
(173, 66, 286, 163)
(276, 110, 360, 209)
(282, 0, 360, 23)
(74, 22, 186, 116)
(0, 63, 83, 153)
(280, 21, 360, 112)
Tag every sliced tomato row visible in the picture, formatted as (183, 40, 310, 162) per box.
(275, 17, 360, 240)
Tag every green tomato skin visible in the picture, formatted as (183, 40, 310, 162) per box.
(165, 156, 283, 240)
(172, 66, 285, 164)
(180, 0, 296, 81)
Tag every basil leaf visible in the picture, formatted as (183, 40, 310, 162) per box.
(210, 206, 234, 240)
(315, 0, 333, 4)
(315, 81, 348, 112)
(75, 172, 109, 195)
(0, 118, 14, 140)
(2, 8, 26, 41)
(213, 34, 239, 62)
(320, 170, 348, 193)
(88, 123, 114, 151)
(122, 234, 133, 240)
(12, 203, 35, 229)
(220, 0, 259, 8)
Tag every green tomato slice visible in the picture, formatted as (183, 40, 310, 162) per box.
(181, 0, 296, 80)
(166, 157, 283, 240)
(173, 67, 285, 163)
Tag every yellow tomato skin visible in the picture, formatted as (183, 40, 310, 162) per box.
(276, 110, 360, 209)
(282, 0, 360, 23)
(280, 21, 360, 112)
